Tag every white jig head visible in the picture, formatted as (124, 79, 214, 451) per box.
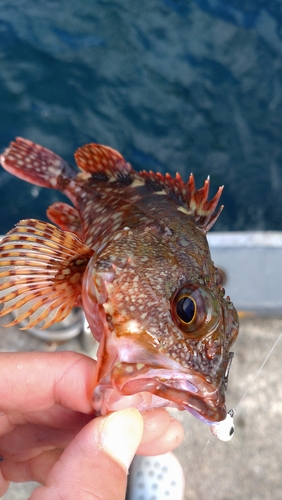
(209, 409, 235, 441)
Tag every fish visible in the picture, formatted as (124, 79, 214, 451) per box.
(0, 137, 239, 423)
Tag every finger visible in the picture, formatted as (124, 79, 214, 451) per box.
(29, 408, 144, 500)
(139, 408, 171, 445)
(0, 409, 183, 463)
(0, 413, 184, 489)
(135, 409, 184, 455)
(137, 417, 184, 455)
(0, 406, 92, 437)
(0, 351, 96, 414)
(0, 421, 88, 461)
(0, 465, 10, 498)
(1, 449, 63, 485)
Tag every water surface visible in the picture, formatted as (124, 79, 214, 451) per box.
(1, 0, 282, 233)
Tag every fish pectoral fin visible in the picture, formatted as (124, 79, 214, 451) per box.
(47, 202, 84, 238)
(74, 143, 133, 181)
(0, 219, 93, 329)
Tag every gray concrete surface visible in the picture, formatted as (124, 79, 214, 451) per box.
(208, 231, 282, 314)
(0, 315, 282, 499)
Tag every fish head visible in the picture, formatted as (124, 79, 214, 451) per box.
(82, 220, 239, 424)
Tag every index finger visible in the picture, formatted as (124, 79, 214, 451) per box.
(0, 351, 96, 414)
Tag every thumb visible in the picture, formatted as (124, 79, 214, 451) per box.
(30, 408, 144, 500)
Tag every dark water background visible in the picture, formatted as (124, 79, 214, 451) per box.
(1, 0, 282, 234)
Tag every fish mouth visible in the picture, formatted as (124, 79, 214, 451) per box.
(110, 361, 227, 424)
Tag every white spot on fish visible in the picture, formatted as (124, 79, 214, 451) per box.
(140, 312, 148, 319)
(125, 320, 140, 333)
(177, 206, 191, 215)
(179, 237, 189, 247)
(155, 190, 167, 195)
(130, 178, 145, 188)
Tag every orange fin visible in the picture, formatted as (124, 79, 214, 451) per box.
(0, 220, 93, 329)
(74, 143, 133, 181)
(47, 202, 84, 238)
(140, 171, 223, 232)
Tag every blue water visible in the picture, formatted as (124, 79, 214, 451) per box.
(1, 0, 282, 234)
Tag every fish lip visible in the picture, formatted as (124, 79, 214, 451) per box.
(182, 397, 226, 424)
(111, 361, 226, 423)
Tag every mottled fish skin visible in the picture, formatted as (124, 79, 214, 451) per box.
(0, 137, 239, 424)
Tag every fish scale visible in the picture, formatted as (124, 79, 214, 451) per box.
(0, 137, 239, 424)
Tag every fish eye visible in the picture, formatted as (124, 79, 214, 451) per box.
(176, 296, 196, 324)
(170, 284, 221, 338)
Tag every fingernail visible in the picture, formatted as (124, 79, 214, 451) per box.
(99, 408, 143, 470)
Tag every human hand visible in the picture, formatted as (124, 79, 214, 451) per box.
(0, 351, 184, 499)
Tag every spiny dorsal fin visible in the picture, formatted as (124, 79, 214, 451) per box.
(47, 202, 84, 239)
(140, 170, 223, 232)
(0, 219, 93, 329)
(0, 137, 76, 189)
(74, 143, 133, 181)
(187, 174, 224, 232)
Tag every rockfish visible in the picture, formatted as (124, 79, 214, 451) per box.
(0, 138, 239, 423)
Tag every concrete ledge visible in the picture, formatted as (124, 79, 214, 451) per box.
(208, 232, 282, 315)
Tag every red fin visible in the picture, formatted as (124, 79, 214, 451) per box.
(47, 202, 84, 238)
(74, 143, 132, 180)
(187, 175, 224, 232)
(140, 171, 223, 232)
(0, 220, 93, 329)
(0, 137, 76, 189)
